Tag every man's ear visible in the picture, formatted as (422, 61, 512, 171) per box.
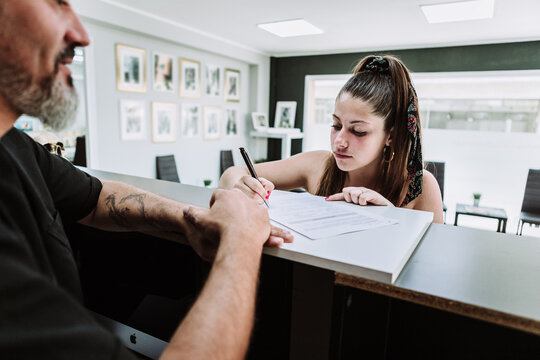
(385, 127, 394, 146)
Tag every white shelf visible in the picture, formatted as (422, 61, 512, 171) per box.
(250, 130, 304, 159)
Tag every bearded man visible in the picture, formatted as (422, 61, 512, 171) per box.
(0, 1, 292, 359)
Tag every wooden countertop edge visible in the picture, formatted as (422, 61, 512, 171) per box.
(334, 272, 540, 336)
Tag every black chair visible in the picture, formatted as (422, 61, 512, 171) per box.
(425, 161, 447, 219)
(220, 150, 234, 176)
(156, 155, 180, 183)
(73, 135, 86, 167)
(517, 169, 540, 235)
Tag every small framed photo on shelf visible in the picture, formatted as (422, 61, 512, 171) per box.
(119, 100, 146, 141)
(224, 68, 240, 102)
(203, 106, 221, 140)
(205, 64, 221, 96)
(152, 102, 177, 143)
(251, 112, 268, 131)
(180, 103, 201, 138)
(225, 109, 238, 136)
(116, 44, 146, 93)
(152, 52, 174, 92)
(179, 58, 201, 98)
(274, 101, 297, 128)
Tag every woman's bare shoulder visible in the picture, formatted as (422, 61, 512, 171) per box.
(301, 150, 331, 169)
(255, 150, 331, 191)
(422, 169, 440, 193)
(298, 150, 331, 160)
(293, 151, 332, 192)
(414, 170, 444, 222)
(287, 150, 331, 169)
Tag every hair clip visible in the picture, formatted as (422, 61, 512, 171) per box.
(364, 56, 390, 74)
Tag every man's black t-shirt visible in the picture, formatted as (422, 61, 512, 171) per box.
(0, 128, 136, 359)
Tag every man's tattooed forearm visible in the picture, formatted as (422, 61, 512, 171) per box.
(105, 193, 147, 228)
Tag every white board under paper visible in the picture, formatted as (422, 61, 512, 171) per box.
(265, 190, 434, 284)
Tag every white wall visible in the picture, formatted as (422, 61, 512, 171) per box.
(73, 0, 270, 186)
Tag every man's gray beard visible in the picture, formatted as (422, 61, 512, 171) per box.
(0, 68, 78, 131)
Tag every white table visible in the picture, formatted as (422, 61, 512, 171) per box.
(250, 130, 304, 159)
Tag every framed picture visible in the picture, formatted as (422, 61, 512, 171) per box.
(152, 102, 177, 143)
(251, 112, 268, 131)
(153, 52, 174, 92)
(274, 101, 297, 128)
(116, 44, 146, 93)
(179, 58, 201, 98)
(205, 64, 221, 96)
(181, 103, 201, 138)
(225, 109, 238, 136)
(119, 100, 146, 141)
(203, 106, 221, 140)
(224, 68, 240, 102)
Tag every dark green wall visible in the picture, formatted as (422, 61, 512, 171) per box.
(267, 41, 540, 160)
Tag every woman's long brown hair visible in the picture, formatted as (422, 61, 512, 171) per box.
(316, 55, 421, 206)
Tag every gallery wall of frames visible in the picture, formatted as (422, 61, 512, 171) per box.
(84, 21, 258, 186)
(115, 44, 241, 143)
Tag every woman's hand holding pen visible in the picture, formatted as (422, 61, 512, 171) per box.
(234, 175, 275, 205)
(326, 187, 394, 206)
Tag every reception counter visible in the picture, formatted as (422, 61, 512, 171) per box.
(79, 168, 540, 359)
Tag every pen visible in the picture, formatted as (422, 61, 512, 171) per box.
(239, 147, 270, 208)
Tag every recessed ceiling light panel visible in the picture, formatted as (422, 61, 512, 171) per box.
(257, 19, 323, 37)
(421, 0, 495, 24)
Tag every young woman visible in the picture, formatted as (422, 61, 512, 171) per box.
(220, 55, 444, 223)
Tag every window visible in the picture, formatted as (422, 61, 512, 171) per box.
(414, 70, 540, 134)
(303, 70, 540, 152)
(303, 75, 348, 151)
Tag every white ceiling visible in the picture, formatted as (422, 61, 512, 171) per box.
(104, 0, 540, 57)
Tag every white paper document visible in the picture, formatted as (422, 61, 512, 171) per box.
(268, 190, 397, 239)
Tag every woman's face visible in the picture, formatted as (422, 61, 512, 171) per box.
(331, 92, 390, 172)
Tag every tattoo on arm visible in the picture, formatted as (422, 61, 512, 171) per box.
(105, 193, 148, 229)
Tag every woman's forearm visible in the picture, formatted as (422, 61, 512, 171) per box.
(218, 166, 249, 189)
